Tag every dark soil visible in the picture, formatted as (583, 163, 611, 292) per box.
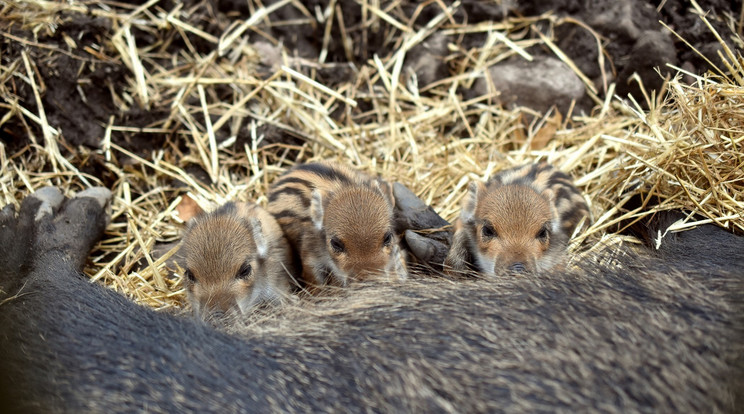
(1, 0, 739, 156)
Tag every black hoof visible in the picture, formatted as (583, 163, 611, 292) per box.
(34, 187, 112, 271)
(0, 187, 112, 292)
(405, 230, 448, 269)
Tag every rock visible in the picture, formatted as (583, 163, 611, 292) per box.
(586, 0, 657, 41)
(616, 30, 678, 99)
(254, 40, 283, 74)
(403, 33, 450, 89)
(472, 56, 586, 116)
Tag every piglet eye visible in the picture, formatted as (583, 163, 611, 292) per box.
(537, 226, 550, 241)
(330, 236, 345, 253)
(185, 269, 196, 283)
(382, 231, 393, 246)
(236, 263, 252, 280)
(481, 224, 497, 239)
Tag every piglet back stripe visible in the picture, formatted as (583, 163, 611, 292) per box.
(294, 163, 352, 185)
(268, 187, 310, 207)
(271, 209, 311, 222)
(561, 205, 587, 232)
(273, 177, 315, 190)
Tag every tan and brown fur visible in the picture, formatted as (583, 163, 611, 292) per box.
(446, 163, 588, 276)
(267, 162, 407, 287)
(182, 202, 296, 321)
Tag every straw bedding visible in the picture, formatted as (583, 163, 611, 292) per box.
(1, 0, 742, 310)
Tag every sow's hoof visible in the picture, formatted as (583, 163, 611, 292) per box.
(0, 187, 112, 289)
(392, 182, 451, 269)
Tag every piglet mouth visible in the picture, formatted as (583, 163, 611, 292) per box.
(498, 261, 534, 276)
(509, 262, 527, 273)
(198, 307, 243, 327)
(348, 266, 391, 283)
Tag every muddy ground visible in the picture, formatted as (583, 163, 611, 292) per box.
(2, 1, 738, 166)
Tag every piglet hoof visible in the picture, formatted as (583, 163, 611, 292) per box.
(393, 182, 428, 211)
(393, 183, 452, 270)
(393, 182, 451, 236)
(393, 183, 449, 230)
(404, 230, 449, 270)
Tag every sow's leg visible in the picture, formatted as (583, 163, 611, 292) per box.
(0, 188, 284, 412)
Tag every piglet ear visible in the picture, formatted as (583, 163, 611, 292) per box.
(186, 200, 226, 231)
(539, 188, 562, 233)
(310, 189, 325, 231)
(250, 217, 268, 258)
(185, 209, 207, 231)
(541, 187, 556, 204)
(374, 178, 395, 208)
(461, 181, 484, 224)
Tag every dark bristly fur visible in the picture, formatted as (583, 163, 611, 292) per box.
(2, 189, 744, 412)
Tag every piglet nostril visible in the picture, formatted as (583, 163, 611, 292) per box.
(509, 262, 526, 273)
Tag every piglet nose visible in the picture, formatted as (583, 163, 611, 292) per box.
(508, 262, 526, 273)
